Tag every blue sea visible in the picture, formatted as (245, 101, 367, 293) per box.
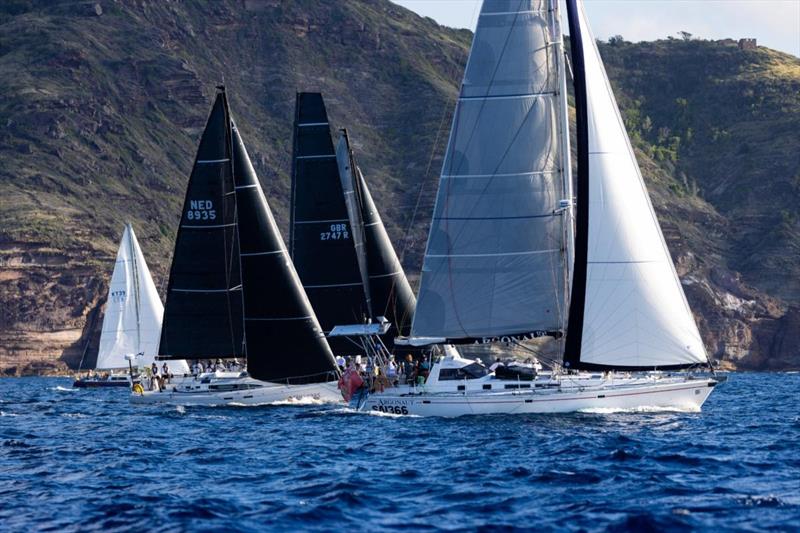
(1, 373, 798, 532)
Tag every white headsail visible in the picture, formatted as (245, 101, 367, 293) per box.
(97, 225, 189, 373)
(411, 0, 572, 343)
(567, 0, 707, 368)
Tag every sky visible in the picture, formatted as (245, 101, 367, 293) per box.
(391, 0, 800, 57)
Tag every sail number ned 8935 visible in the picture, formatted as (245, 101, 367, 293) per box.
(186, 200, 216, 221)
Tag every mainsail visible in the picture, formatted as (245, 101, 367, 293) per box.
(336, 130, 417, 344)
(290, 93, 371, 345)
(563, 0, 708, 369)
(231, 122, 338, 384)
(159, 91, 244, 359)
(411, 0, 571, 343)
(96, 224, 168, 370)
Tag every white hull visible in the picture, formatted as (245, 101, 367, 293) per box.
(131, 373, 341, 406)
(358, 376, 718, 417)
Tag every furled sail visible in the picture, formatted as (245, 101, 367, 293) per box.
(290, 93, 371, 347)
(411, 0, 570, 343)
(336, 131, 417, 345)
(563, 0, 708, 369)
(97, 224, 167, 370)
(231, 123, 338, 384)
(159, 91, 244, 359)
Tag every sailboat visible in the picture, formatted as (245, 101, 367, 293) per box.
(132, 87, 341, 405)
(343, 0, 721, 416)
(74, 224, 189, 388)
(289, 93, 416, 354)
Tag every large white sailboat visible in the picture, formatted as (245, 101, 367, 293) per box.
(132, 87, 341, 406)
(342, 0, 721, 416)
(74, 224, 189, 388)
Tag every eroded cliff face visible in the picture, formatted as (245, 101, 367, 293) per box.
(0, 0, 797, 374)
(0, 241, 105, 375)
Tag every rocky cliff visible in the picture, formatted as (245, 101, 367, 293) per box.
(0, 0, 797, 374)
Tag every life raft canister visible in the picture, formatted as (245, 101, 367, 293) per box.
(132, 383, 144, 395)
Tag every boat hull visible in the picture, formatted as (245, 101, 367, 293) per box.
(359, 378, 718, 417)
(131, 379, 342, 406)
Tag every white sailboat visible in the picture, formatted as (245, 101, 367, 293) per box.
(342, 0, 721, 416)
(74, 224, 189, 388)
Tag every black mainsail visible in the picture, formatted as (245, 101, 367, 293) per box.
(159, 90, 244, 359)
(290, 93, 371, 351)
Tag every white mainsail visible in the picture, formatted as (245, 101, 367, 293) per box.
(411, 0, 571, 342)
(97, 225, 188, 373)
(569, 0, 707, 367)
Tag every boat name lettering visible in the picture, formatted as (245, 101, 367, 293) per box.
(187, 200, 216, 221)
(320, 223, 349, 241)
(476, 331, 552, 344)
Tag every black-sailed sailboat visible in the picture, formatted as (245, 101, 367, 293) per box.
(132, 87, 341, 405)
(290, 93, 415, 355)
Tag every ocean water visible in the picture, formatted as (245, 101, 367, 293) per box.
(1, 374, 798, 532)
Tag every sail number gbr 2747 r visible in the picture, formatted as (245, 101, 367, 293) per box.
(320, 223, 349, 241)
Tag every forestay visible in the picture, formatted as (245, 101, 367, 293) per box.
(412, 0, 569, 343)
(563, 0, 707, 369)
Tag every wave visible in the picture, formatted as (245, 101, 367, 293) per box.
(50, 386, 77, 392)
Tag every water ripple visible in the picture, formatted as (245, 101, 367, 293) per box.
(0, 375, 799, 531)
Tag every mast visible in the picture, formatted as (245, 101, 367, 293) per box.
(336, 129, 373, 319)
(551, 0, 575, 343)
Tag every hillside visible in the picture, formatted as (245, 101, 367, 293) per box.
(0, 0, 798, 374)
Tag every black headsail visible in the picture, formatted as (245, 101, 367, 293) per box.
(290, 93, 371, 353)
(159, 89, 244, 359)
(337, 130, 417, 347)
(231, 122, 338, 384)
